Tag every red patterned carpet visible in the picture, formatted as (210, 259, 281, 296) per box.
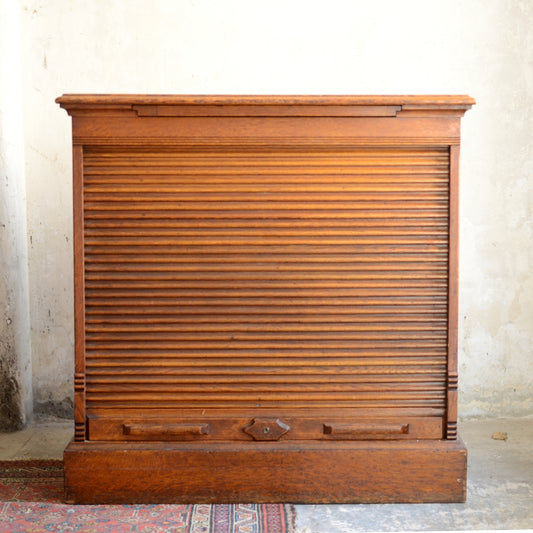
(0, 460, 295, 533)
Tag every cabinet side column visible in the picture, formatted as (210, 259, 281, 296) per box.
(72, 144, 86, 441)
(446, 144, 460, 439)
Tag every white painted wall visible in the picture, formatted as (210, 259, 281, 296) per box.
(4, 0, 531, 419)
(0, 0, 33, 428)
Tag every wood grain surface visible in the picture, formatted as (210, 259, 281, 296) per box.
(64, 439, 467, 504)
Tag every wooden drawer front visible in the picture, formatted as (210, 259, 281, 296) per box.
(83, 146, 449, 415)
(87, 416, 443, 441)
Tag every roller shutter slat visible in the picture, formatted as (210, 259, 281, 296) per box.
(83, 147, 449, 411)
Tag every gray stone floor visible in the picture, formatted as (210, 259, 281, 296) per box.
(0, 416, 72, 460)
(0, 417, 532, 530)
(295, 417, 533, 531)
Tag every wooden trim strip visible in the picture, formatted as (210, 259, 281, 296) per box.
(57, 94, 475, 107)
(73, 144, 86, 441)
(132, 104, 402, 117)
(72, 136, 462, 146)
(446, 145, 460, 439)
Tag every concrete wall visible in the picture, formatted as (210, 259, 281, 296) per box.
(1, 0, 531, 425)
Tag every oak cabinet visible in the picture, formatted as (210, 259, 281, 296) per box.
(57, 94, 474, 504)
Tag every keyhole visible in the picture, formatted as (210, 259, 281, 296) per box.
(263, 427, 271, 434)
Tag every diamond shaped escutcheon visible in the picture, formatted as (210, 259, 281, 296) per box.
(243, 418, 291, 441)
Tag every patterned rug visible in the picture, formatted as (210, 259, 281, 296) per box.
(0, 460, 295, 533)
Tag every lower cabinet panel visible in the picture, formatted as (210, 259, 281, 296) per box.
(64, 439, 467, 504)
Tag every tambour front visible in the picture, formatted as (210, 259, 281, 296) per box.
(57, 95, 474, 504)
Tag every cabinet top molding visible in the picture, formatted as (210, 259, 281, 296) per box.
(56, 94, 475, 118)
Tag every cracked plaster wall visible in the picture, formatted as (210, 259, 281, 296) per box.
(2, 0, 531, 422)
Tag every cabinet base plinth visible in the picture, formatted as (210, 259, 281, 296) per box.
(64, 439, 467, 504)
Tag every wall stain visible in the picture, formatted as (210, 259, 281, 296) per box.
(34, 397, 74, 419)
(0, 350, 24, 431)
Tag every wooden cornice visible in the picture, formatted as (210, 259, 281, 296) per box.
(56, 94, 475, 118)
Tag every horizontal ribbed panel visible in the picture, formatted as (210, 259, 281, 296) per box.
(83, 147, 449, 411)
